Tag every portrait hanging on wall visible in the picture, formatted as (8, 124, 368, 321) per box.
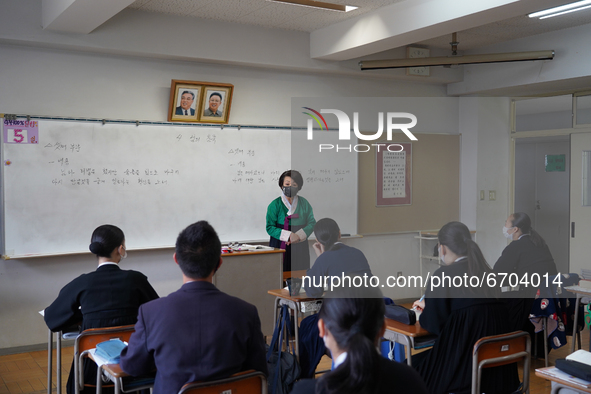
(168, 82, 201, 122)
(200, 85, 233, 124)
(168, 80, 233, 124)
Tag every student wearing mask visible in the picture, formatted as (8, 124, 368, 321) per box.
(494, 212, 558, 340)
(412, 221, 519, 394)
(44, 224, 159, 394)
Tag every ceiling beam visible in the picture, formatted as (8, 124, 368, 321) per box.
(42, 0, 136, 34)
(310, 0, 570, 61)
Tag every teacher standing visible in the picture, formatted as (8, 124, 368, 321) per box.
(266, 169, 316, 272)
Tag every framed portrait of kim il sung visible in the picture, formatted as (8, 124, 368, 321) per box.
(168, 81, 202, 123)
(376, 142, 412, 206)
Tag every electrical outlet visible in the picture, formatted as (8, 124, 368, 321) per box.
(480, 190, 485, 201)
(489, 190, 496, 201)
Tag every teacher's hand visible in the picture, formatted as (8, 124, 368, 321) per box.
(312, 242, 325, 257)
(287, 232, 301, 245)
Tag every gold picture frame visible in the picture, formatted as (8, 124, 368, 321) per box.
(168, 80, 233, 124)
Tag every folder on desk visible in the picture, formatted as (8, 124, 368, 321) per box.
(95, 339, 127, 364)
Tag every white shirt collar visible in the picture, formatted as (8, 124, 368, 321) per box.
(333, 352, 347, 369)
(281, 193, 299, 215)
(98, 261, 118, 268)
(518, 234, 529, 240)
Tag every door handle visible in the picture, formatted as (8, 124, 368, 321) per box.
(572, 222, 575, 238)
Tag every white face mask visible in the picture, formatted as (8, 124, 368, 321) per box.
(502, 226, 514, 240)
(438, 246, 446, 264)
(120, 246, 127, 260)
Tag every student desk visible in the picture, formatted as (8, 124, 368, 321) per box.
(565, 286, 591, 353)
(214, 248, 284, 336)
(93, 361, 154, 394)
(383, 318, 434, 367)
(536, 366, 591, 393)
(267, 289, 322, 361)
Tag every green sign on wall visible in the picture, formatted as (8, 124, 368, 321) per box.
(545, 154, 566, 172)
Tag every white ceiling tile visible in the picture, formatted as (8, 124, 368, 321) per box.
(190, 0, 261, 20)
(128, 0, 154, 9)
(126, 0, 591, 50)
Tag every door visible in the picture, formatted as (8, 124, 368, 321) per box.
(514, 138, 570, 273)
(570, 132, 591, 276)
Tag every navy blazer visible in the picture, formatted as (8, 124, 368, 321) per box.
(175, 106, 195, 116)
(120, 281, 267, 394)
(291, 354, 428, 394)
(304, 243, 372, 297)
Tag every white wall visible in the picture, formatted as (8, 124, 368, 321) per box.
(0, 43, 448, 350)
(475, 98, 512, 264)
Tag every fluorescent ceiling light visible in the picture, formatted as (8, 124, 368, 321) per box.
(266, 0, 358, 12)
(359, 50, 555, 70)
(529, 0, 591, 18)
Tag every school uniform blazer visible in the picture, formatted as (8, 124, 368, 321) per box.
(303, 243, 372, 297)
(291, 355, 429, 394)
(494, 235, 558, 332)
(120, 281, 267, 394)
(494, 235, 558, 282)
(44, 264, 159, 332)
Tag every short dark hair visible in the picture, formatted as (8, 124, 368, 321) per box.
(278, 170, 304, 190)
(89, 225, 124, 258)
(175, 221, 221, 279)
(181, 91, 195, 100)
(209, 92, 222, 101)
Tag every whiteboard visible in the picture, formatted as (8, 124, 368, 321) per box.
(1, 119, 357, 257)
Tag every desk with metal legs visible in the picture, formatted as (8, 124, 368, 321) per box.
(383, 318, 434, 367)
(267, 289, 322, 362)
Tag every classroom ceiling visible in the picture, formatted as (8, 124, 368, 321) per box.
(127, 0, 591, 51)
(127, 0, 404, 33)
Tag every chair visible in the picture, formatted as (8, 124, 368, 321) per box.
(178, 370, 267, 394)
(73, 325, 135, 394)
(471, 331, 531, 394)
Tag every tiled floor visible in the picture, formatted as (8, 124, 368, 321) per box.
(0, 333, 588, 394)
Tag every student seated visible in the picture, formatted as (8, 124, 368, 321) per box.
(120, 221, 267, 394)
(299, 218, 373, 378)
(304, 218, 372, 297)
(494, 212, 558, 354)
(291, 289, 429, 394)
(412, 221, 519, 394)
(44, 224, 159, 394)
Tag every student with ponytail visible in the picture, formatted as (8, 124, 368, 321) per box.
(291, 292, 428, 394)
(303, 218, 372, 298)
(412, 221, 519, 394)
(44, 224, 159, 394)
(494, 212, 558, 333)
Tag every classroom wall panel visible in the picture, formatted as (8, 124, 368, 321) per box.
(358, 133, 461, 234)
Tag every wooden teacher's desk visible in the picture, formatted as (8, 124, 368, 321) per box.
(214, 248, 284, 336)
(383, 317, 434, 366)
